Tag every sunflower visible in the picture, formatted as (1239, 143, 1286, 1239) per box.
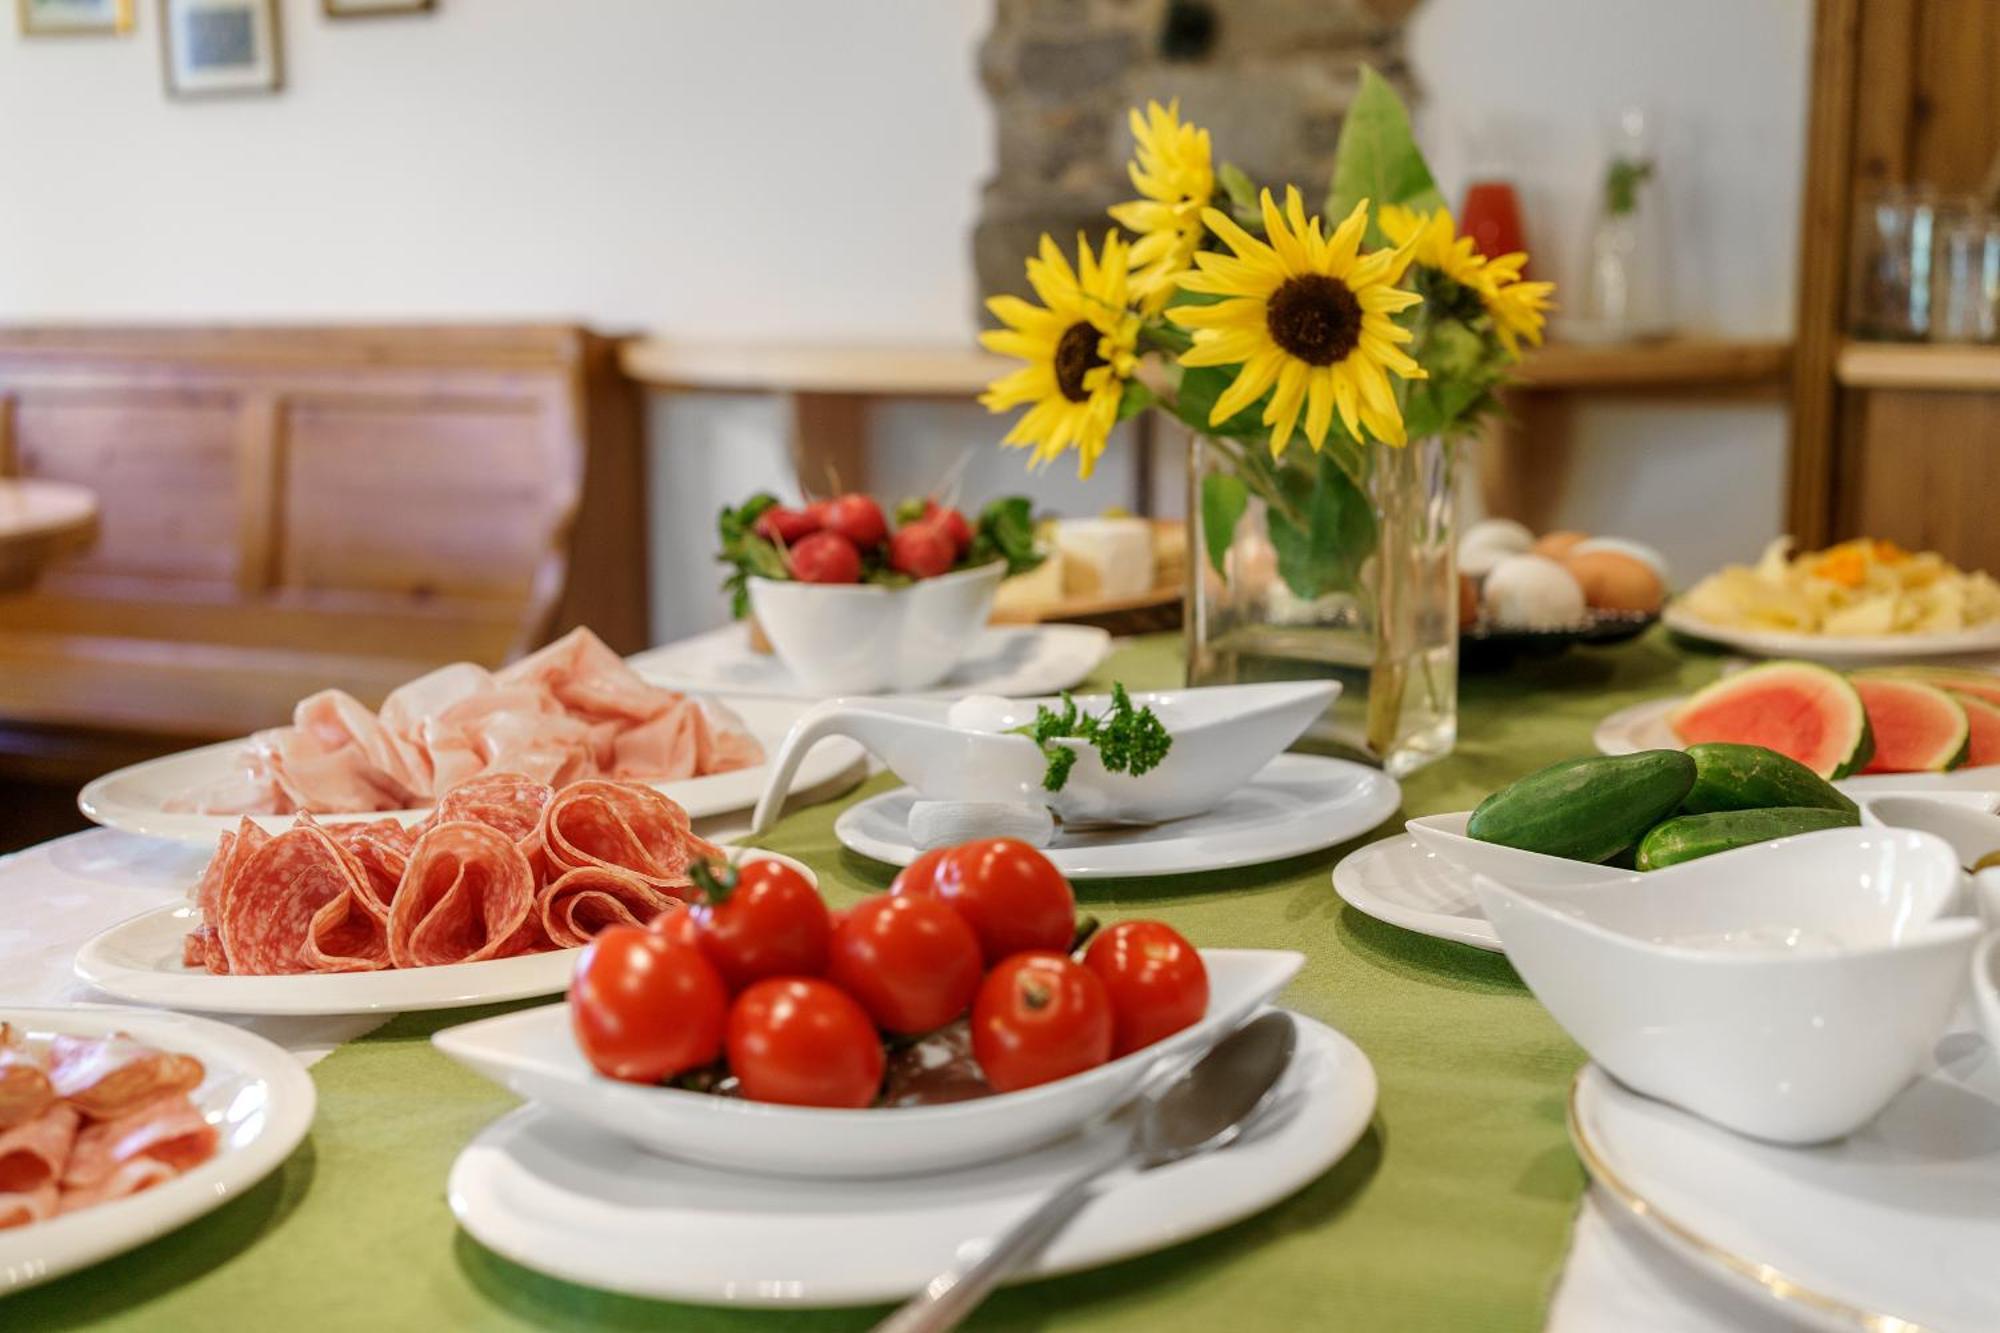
(1475, 253, 1556, 356)
(1382, 204, 1555, 356)
(1108, 100, 1214, 313)
(1378, 204, 1487, 288)
(979, 230, 1141, 479)
(1168, 187, 1425, 452)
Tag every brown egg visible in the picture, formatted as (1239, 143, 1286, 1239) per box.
(1458, 573, 1479, 629)
(1532, 530, 1590, 561)
(1565, 549, 1665, 613)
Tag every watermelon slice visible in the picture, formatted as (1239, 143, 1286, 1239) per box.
(1948, 691, 2000, 768)
(1868, 665, 2000, 709)
(1671, 661, 1873, 779)
(1852, 676, 1970, 774)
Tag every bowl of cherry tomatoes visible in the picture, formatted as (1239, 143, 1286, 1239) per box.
(434, 838, 1302, 1179)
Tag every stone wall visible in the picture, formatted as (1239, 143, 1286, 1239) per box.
(973, 0, 1421, 310)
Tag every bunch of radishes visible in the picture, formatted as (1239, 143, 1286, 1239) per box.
(754, 493, 977, 584)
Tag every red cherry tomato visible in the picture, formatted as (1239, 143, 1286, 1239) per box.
(649, 902, 698, 948)
(889, 521, 956, 579)
(823, 494, 889, 550)
(569, 926, 727, 1084)
(971, 952, 1113, 1093)
(933, 506, 973, 555)
(788, 530, 861, 584)
(889, 846, 948, 898)
(726, 978, 885, 1108)
(916, 838, 1076, 965)
(827, 894, 982, 1034)
(1081, 920, 1209, 1057)
(753, 505, 819, 545)
(686, 858, 831, 991)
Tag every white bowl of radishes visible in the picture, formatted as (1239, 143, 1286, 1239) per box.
(720, 492, 1040, 696)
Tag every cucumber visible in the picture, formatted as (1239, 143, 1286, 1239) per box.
(1467, 750, 1697, 863)
(1635, 806, 1859, 871)
(1680, 743, 1857, 817)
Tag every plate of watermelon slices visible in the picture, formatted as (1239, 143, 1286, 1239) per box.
(1594, 661, 2000, 792)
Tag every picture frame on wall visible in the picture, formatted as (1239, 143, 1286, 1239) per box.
(17, 0, 133, 36)
(323, 0, 432, 15)
(159, 0, 280, 98)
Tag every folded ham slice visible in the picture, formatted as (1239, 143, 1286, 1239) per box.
(217, 825, 387, 974)
(538, 866, 683, 949)
(388, 822, 536, 968)
(48, 1034, 204, 1121)
(0, 1181, 57, 1229)
(540, 780, 722, 897)
(0, 1026, 55, 1134)
(62, 1092, 217, 1191)
(0, 1104, 79, 1196)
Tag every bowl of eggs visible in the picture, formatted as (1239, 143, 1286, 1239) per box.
(1457, 519, 1668, 669)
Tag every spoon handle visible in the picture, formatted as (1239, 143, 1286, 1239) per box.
(871, 1164, 1111, 1333)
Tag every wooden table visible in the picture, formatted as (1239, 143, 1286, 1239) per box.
(0, 478, 97, 593)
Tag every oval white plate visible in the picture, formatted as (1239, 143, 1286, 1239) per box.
(77, 696, 866, 846)
(434, 948, 1301, 1180)
(1330, 835, 1502, 952)
(832, 754, 1401, 878)
(1663, 601, 2000, 663)
(627, 622, 1112, 701)
(446, 1010, 1373, 1307)
(0, 1006, 315, 1294)
(1569, 1044, 2000, 1331)
(72, 849, 813, 1017)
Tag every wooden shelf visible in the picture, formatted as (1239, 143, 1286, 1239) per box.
(1510, 337, 1793, 390)
(1835, 341, 2000, 390)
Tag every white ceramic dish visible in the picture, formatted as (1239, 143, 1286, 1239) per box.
(435, 947, 1302, 1180)
(1329, 835, 1502, 952)
(1476, 827, 1979, 1144)
(1405, 812, 1635, 889)
(1977, 934, 2000, 1056)
(833, 754, 1401, 878)
(1570, 1044, 2000, 1331)
(627, 621, 1111, 701)
(445, 1009, 1372, 1307)
(72, 849, 813, 1017)
(1663, 600, 2000, 662)
(0, 1006, 315, 1294)
(749, 681, 1338, 834)
(76, 696, 866, 846)
(749, 562, 1006, 695)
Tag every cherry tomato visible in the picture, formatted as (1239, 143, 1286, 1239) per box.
(889, 521, 956, 579)
(823, 494, 889, 550)
(889, 846, 949, 898)
(684, 858, 831, 991)
(569, 926, 727, 1084)
(649, 902, 698, 948)
(789, 530, 861, 584)
(753, 505, 819, 545)
(915, 838, 1076, 965)
(727, 978, 885, 1108)
(827, 895, 982, 1034)
(1082, 920, 1209, 1057)
(971, 952, 1113, 1093)
(932, 505, 973, 555)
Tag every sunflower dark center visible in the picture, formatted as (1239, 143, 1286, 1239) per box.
(1265, 274, 1362, 366)
(1054, 322, 1105, 403)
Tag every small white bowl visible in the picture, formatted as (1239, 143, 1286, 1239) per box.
(1859, 793, 2000, 924)
(433, 947, 1302, 1180)
(1474, 828, 1980, 1145)
(1404, 812, 1633, 889)
(748, 562, 1005, 696)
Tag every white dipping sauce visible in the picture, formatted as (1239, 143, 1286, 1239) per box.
(945, 693, 1020, 733)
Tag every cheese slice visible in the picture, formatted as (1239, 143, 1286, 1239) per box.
(1055, 518, 1154, 600)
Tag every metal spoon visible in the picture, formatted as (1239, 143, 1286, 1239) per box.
(873, 1011, 1298, 1333)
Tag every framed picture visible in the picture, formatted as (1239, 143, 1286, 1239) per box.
(159, 0, 280, 98)
(17, 0, 133, 36)
(323, 0, 431, 15)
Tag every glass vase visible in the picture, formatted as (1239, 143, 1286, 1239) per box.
(1185, 432, 1458, 776)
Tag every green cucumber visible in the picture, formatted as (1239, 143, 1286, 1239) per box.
(1680, 743, 1857, 817)
(1635, 806, 1859, 871)
(1467, 750, 1697, 863)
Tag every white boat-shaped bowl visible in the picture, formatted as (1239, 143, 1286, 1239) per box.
(749, 681, 1338, 833)
(1976, 933, 2000, 1057)
(1405, 812, 1634, 889)
(1859, 793, 2000, 924)
(434, 947, 1302, 1180)
(1475, 828, 1979, 1144)
(747, 563, 1005, 696)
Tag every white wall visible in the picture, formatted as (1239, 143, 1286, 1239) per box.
(0, 0, 1811, 639)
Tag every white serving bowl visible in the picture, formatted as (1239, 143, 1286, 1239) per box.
(748, 681, 1338, 834)
(1859, 793, 2000, 925)
(1404, 811, 1634, 890)
(434, 948, 1302, 1180)
(748, 562, 1005, 696)
(1475, 828, 1980, 1145)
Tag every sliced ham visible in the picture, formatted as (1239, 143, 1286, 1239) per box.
(0, 1182, 58, 1229)
(216, 824, 387, 974)
(539, 780, 719, 897)
(48, 1034, 204, 1121)
(388, 822, 536, 968)
(0, 1104, 78, 1195)
(57, 1158, 178, 1214)
(0, 1027, 55, 1133)
(538, 865, 683, 949)
(62, 1092, 217, 1190)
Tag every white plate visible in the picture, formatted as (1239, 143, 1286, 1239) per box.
(0, 1006, 315, 1294)
(627, 622, 1112, 700)
(446, 1010, 1373, 1307)
(1594, 695, 2000, 793)
(1663, 601, 2000, 663)
(71, 849, 814, 1017)
(1569, 1040, 2000, 1331)
(434, 949, 1302, 1180)
(76, 696, 867, 846)
(1330, 835, 1501, 952)
(833, 754, 1401, 878)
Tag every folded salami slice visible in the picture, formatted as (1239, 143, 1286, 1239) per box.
(429, 772, 554, 850)
(48, 1034, 204, 1121)
(537, 865, 682, 949)
(325, 817, 417, 923)
(62, 1091, 217, 1191)
(539, 780, 717, 896)
(388, 822, 536, 968)
(218, 823, 388, 974)
(0, 1104, 78, 1196)
(0, 1181, 58, 1229)
(186, 818, 274, 975)
(0, 1026, 54, 1134)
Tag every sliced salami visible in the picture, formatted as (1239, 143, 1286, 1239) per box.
(217, 823, 387, 975)
(48, 1034, 204, 1121)
(537, 865, 682, 949)
(326, 817, 417, 922)
(388, 821, 536, 968)
(0, 1104, 79, 1195)
(191, 818, 272, 923)
(539, 780, 715, 895)
(429, 772, 554, 849)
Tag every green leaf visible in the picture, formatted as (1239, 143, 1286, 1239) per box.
(1265, 451, 1378, 601)
(715, 493, 789, 618)
(1324, 67, 1446, 243)
(1170, 365, 1266, 441)
(1217, 161, 1258, 211)
(965, 495, 1045, 578)
(1116, 377, 1154, 422)
(1199, 472, 1248, 577)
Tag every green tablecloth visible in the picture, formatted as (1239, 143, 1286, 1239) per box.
(11, 631, 1728, 1332)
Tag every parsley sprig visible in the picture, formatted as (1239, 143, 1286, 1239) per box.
(1014, 683, 1172, 792)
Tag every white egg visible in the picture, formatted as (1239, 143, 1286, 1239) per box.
(1569, 536, 1670, 583)
(1483, 554, 1588, 629)
(1458, 518, 1537, 580)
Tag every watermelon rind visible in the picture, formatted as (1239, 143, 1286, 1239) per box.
(1945, 690, 2000, 769)
(1852, 676, 1971, 774)
(1671, 660, 1873, 780)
